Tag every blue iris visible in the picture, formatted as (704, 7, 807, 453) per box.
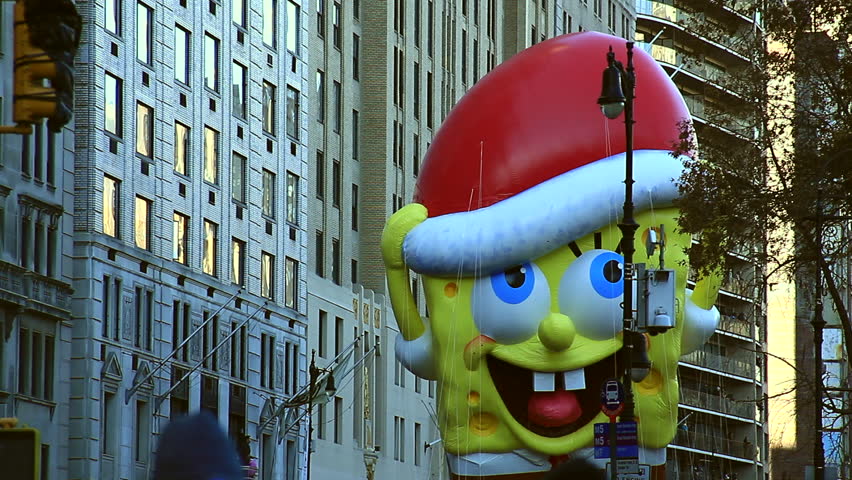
(589, 252, 624, 299)
(490, 263, 535, 305)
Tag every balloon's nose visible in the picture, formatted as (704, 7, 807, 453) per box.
(538, 312, 576, 352)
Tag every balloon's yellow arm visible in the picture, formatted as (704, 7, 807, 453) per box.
(381, 203, 428, 341)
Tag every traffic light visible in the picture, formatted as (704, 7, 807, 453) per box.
(0, 0, 81, 135)
(0, 418, 40, 480)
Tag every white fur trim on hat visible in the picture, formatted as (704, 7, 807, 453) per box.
(403, 150, 687, 275)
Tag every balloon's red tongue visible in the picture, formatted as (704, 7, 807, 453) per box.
(527, 391, 583, 427)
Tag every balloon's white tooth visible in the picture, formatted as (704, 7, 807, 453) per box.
(533, 371, 556, 392)
(562, 368, 586, 391)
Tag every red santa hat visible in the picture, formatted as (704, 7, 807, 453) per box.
(403, 31, 692, 276)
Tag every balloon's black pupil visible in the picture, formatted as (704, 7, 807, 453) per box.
(504, 266, 526, 288)
(604, 260, 622, 283)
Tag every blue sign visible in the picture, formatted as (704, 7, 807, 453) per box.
(593, 421, 639, 459)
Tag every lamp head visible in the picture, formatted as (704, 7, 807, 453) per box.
(598, 46, 626, 119)
(324, 373, 337, 397)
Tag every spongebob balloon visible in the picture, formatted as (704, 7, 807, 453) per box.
(382, 32, 721, 478)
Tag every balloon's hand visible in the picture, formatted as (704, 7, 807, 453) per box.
(691, 272, 722, 310)
(382, 203, 428, 270)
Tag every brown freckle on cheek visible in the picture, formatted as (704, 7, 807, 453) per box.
(444, 282, 458, 298)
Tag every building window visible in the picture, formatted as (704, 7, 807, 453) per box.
(136, 3, 153, 64)
(413, 134, 420, 176)
(316, 0, 324, 37)
(263, 81, 276, 134)
(233, 0, 246, 27)
(232, 62, 247, 119)
(230, 322, 247, 380)
(102, 391, 117, 455)
(202, 311, 220, 370)
(262, 169, 275, 218)
(174, 26, 190, 85)
(136, 102, 153, 158)
(134, 286, 153, 350)
(413, 62, 420, 118)
(173, 212, 189, 264)
(427, 0, 434, 55)
(232, 238, 246, 286)
(18, 326, 55, 400)
(334, 316, 343, 356)
(261, 252, 275, 299)
(315, 230, 324, 277)
(332, 81, 341, 133)
(204, 33, 220, 92)
(351, 109, 359, 159)
(332, 2, 341, 48)
(332, 159, 341, 207)
(414, 0, 420, 45)
(287, 1, 300, 53)
(286, 86, 300, 139)
(285, 257, 297, 308)
(204, 126, 219, 184)
(394, 0, 405, 33)
(351, 184, 358, 230)
(393, 47, 404, 107)
(105, 73, 122, 136)
(352, 34, 360, 80)
(594, 0, 602, 17)
(316, 70, 325, 124)
(318, 310, 327, 357)
(261, 333, 275, 388)
(334, 396, 343, 444)
(331, 238, 340, 285)
(232, 152, 246, 203)
(286, 171, 299, 225)
(172, 300, 191, 362)
(106, 0, 121, 35)
(174, 122, 189, 175)
(393, 416, 406, 462)
(203, 219, 218, 276)
(462, 30, 467, 85)
(135, 196, 151, 250)
(350, 258, 357, 284)
(426, 71, 433, 128)
(316, 150, 325, 199)
(135, 400, 152, 463)
(103, 175, 119, 238)
(263, 0, 277, 47)
(414, 422, 422, 466)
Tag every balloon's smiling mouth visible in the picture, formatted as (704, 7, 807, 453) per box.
(487, 351, 621, 438)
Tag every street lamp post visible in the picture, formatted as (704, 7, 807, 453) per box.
(598, 42, 641, 480)
(306, 350, 336, 480)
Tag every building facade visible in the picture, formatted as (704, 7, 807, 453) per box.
(65, 0, 310, 478)
(635, 0, 769, 478)
(0, 3, 76, 476)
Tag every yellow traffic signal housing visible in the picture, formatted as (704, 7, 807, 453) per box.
(13, 1, 61, 124)
(0, 0, 80, 135)
(0, 423, 41, 480)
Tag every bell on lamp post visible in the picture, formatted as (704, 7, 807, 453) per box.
(598, 47, 626, 119)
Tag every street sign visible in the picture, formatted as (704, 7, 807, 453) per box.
(606, 463, 651, 480)
(600, 379, 624, 418)
(593, 421, 639, 459)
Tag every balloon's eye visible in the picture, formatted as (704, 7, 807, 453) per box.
(559, 250, 625, 340)
(491, 264, 534, 305)
(472, 262, 551, 345)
